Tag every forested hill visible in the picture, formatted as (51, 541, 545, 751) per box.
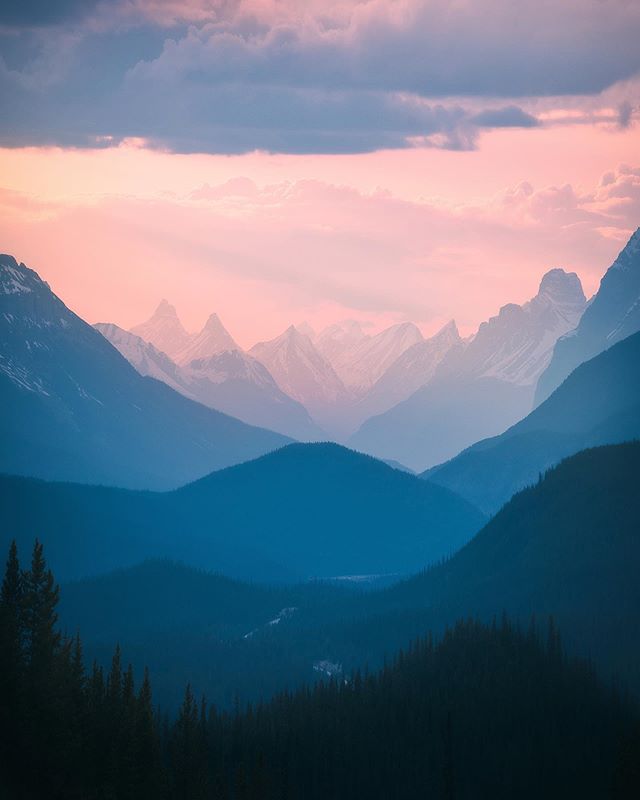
(0, 443, 485, 583)
(300, 442, 640, 692)
(1, 540, 638, 799)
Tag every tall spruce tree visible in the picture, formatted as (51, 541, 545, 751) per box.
(22, 539, 60, 682)
(0, 541, 24, 790)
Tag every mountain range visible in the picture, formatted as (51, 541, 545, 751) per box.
(95, 322, 323, 441)
(0, 255, 289, 489)
(349, 268, 587, 470)
(121, 265, 586, 446)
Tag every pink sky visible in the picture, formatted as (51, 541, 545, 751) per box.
(1, 122, 638, 348)
(1, 0, 639, 347)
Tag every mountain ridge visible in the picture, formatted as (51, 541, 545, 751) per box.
(0, 253, 290, 489)
(535, 227, 640, 404)
(0, 441, 486, 583)
(423, 329, 640, 513)
(348, 268, 586, 471)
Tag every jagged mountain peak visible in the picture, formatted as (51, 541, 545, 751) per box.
(296, 321, 316, 340)
(328, 320, 424, 393)
(535, 227, 640, 405)
(536, 269, 586, 307)
(437, 319, 459, 337)
(274, 324, 315, 348)
(0, 254, 47, 296)
(130, 299, 192, 359)
(174, 311, 239, 366)
(154, 298, 180, 317)
(383, 321, 423, 338)
(203, 311, 231, 334)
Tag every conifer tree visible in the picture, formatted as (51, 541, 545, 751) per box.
(22, 539, 60, 682)
(0, 541, 24, 787)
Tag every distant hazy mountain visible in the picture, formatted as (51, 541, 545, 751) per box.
(96, 323, 323, 440)
(329, 322, 424, 393)
(130, 299, 192, 359)
(174, 311, 240, 366)
(536, 227, 640, 404)
(315, 320, 369, 369)
(425, 329, 640, 513)
(250, 326, 350, 420)
(94, 323, 194, 396)
(0, 254, 289, 489)
(349, 269, 586, 471)
(0, 443, 485, 583)
(351, 320, 461, 423)
(295, 321, 317, 341)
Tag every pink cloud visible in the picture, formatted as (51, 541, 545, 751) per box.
(1, 159, 637, 348)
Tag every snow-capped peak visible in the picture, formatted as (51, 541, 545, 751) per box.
(174, 312, 240, 366)
(130, 300, 192, 359)
(0, 255, 44, 295)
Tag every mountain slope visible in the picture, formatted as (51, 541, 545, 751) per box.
(250, 326, 350, 417)
(315, 319, 368, 367)
(350, 269, 586, 471)
(377, 443, 640, 690)
(0, 443, 486, 583)
(129, 298, 192, 359)
(182, 350, 325, 440)
(93, 322, 194, 396)
(351, 320, 461, 422)
(0, 254, 289, 489)
(425, 329, 640, 513)
(243, 443, 640, 698)
(96, 323, 323, 441)
(536, 227, 640, 404)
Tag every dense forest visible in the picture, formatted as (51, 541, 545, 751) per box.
(2, 540, 639, 799)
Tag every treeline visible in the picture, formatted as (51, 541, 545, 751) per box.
(1, 541, 639, 799)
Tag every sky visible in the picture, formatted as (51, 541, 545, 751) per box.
(1, 0, 639, 348)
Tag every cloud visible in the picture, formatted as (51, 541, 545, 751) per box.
(618, 100, 633, 129)
(0, 0, 639, 153)
(0, 0, 98, 27)
(121, 0, 640, 98)
(1, 163, 637, 343)
(470, 106, 539, 129)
